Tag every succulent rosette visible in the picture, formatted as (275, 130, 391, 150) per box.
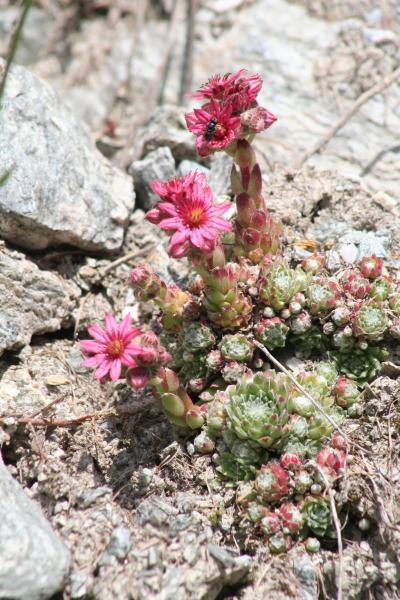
(258, 260, 306, 311)
(302, 498, 334, 538)
(225, 372, 292, 449)
(352, 303, 387, 340)
(306, 279, 341, 315)
(254, 317, 289, 349)
(254, 463, 289, 504)
(332, 347, 388, 383)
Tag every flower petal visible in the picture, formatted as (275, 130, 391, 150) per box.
(87, 324, 109, 343)
(159, 217, 183, 230)
(80, 339, 105, 354)
(94, 360, 112, 380)
(210, 202, 232, 216)
(210, 216, 233, 231)
(109, 360, 122, 381)
(82, 354, 105, 368)
(104, 313, 118, 337)
(118, 312, 132, 338)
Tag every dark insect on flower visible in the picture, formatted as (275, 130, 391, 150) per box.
(204, 117, 218, 141)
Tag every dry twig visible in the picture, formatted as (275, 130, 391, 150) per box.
(0, 0, 33, 106)
(315, 464, 344, 600)
(294, 66, 400, 169)
(99, 243, 156, 278)
(0, 398, 156, 430)
(179, 0, 197, 104)
(254, 341, 350, 443)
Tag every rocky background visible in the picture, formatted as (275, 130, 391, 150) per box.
(0, 1, 399, 599)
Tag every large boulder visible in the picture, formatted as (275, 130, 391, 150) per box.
(0, 457, 71, 599)
(0, 60, 135, 252)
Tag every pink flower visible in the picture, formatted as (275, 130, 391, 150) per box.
(192, 69, 262, 113)
(185, 99, 241, 156)
(80, 313, 143, 381)
(148, 172, 232, 257)
(192, 69, 247, 101)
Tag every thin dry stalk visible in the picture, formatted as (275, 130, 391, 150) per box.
(179, 0, 197, 104)
(254, 341, 350, 443)
(0, 0, 33, 106)
(99, 243, 156, 278)
(315, 464, 344, 600)
(0, 399, 156, 429)
(294, 65, 400, 169)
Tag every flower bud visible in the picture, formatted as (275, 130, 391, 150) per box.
(334, 376, 359, 408)
(280, 453, 302, 471)
(360, 255, 383, 279)
(259, 511, 281, 535)
(194, 431, 215, 453)
(240, 106, 277, 134)
(302, 254, 325, 274)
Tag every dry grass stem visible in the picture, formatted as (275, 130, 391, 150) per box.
(295, 65, 400, 168)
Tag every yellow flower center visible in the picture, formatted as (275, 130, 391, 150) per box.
(187, 207, 205, 228)
(107, 339, 124, 357)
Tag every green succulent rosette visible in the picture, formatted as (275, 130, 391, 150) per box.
(331, 347, 388, 383)
(225, 371, 292, 450)
(302, 497, 335, 538)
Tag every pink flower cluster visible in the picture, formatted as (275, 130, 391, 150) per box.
(185, 69, 277, 156)
(147, 171, 231, 258)
(80, 314, 170, 388)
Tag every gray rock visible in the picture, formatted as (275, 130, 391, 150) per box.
(292, 555, 318, 600)
(0, 247, 80, 357)
(0, 61, 135, 252)
(307, 221, 391, 260)
(78, 486, 112, 508)
(0, 7, 56, 66)
(108, 527, 132, 560)
(129, 147, 176, 210)
(0, 457, 70, 600)
(69, 571, 92, 600)
(208, 153, 232, 198)
(177, 160, 210, 179)
(136, 105, 198, 162)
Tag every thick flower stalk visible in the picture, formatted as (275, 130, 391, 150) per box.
(202, 262, 252, 329)
(151, 367, 207, 429)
